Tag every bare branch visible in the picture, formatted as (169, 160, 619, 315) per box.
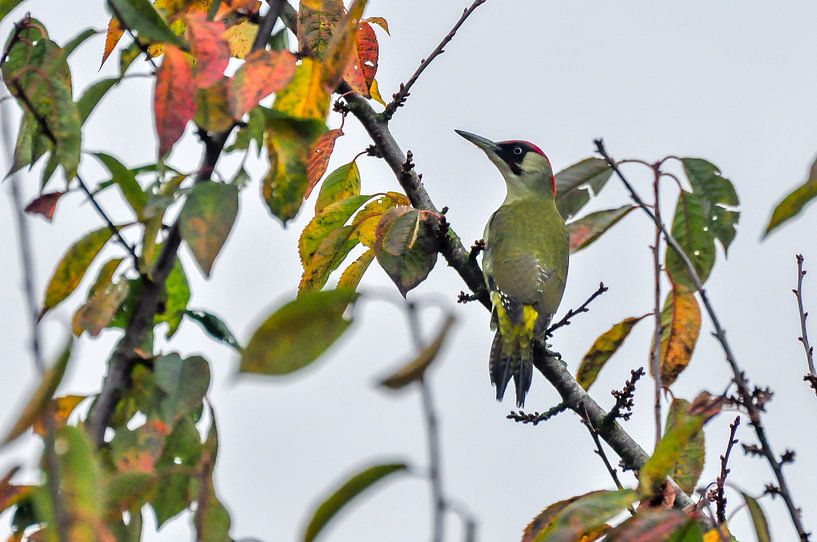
(506, 402, 568, 425)
(251, 0, 284, 51)
(596, 138, 811, 541)
(546, 282, 608, 337)
(382, 0, 488, 120)
(794, 254, 817, 395)
(650, 164, 663, 443)
(713, 416, 741, 524)
(605, 367, 645, 424)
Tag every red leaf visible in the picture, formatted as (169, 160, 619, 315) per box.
(343, 22, 378, 97)
(185, 12, 230, 89)
(101, 18, 124, 68)
(154, 45, 197, 157)
(305, 129, 344, 199)
(229, 50, 297, 118)
(24, 192, 65, 222)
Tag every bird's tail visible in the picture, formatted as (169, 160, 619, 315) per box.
(489, 331, 534, 407)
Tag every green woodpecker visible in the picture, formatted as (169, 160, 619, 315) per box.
(456, 130, 569, 407)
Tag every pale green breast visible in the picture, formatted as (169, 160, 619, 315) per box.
(483, 198, 569, 316)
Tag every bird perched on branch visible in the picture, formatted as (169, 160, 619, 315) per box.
(456, 130, 569, 407)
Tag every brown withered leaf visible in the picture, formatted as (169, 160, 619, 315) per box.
(24, 191, 65, 221)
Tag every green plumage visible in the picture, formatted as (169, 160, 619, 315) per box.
(484, 197, 569, 406)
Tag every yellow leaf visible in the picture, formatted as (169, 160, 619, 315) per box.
(655, 288, 702, 386)
(369, 78, 386, 106)
(273, 58, 331, 121)
(224, 20, 258, 58)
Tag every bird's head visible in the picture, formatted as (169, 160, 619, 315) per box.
(455, 130, 556, 200)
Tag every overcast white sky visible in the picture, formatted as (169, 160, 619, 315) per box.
(3, 1, 817, 540)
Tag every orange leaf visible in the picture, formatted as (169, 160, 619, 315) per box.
(362, 16, 389, 34)
(24, 192, 65, 222)
(32, 395, 86, 436)
(322, 0, 368, 92)
(229, 49, 297, 117)
(154, 45, 197, 156)
(185, 12, 230, 88)
(343, 22, 378, 96)
(305, 129, 344, 199)
(656, 288, 702, 386)
(101, 18, 125, 68)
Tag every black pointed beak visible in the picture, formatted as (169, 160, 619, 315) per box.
(455, 130, 500, 154)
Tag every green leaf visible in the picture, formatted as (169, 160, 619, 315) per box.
(94, 153, 148, 219)
(241, 289, 358, 375)
(568, 205, 635, 253)
(0, 0, 24, 22)
(667, 521, 705, 542)
(337, 249, 375, 291)
(303, 462, 407, 542)
(316, 161, 361, 213)
(741, 492, 771, 542)
(666, 190, 716, 292)
(374, 208, 440, 297)
(765, 155, 817, 237)
(109, 0, 183, 46)
(576, 314, 648, 390)
(529, 489, 638, 542)
(41, 226, 113, 317)
(105, 472, 157, 519)
(154, 354, 211, 424)
(604, 509, 690, 541)
(639, 400, 705, 496)
(262, 112, 326, 224)
(156, 260, 190, 337)
(380, 315, 457, 389)
(185, 309, 241, 351)
(681, 158, 739, 253)
(664, 399, 705, 495)
(179, 181, 239, 277)
(555, 158, 613, 220)
(111, 420, 170, 473)
(2, 338, 72, 445)
(299, 194, 371, 266)
(78, 78, 120, 124)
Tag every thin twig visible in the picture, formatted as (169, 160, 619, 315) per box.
(605, 367, 645, 425)
(596, 138, 810, 541)
(650, 164, 663, 443)
(251, 0, 283, 51)
(506, 402, 568, 425)
(382, 0, 487, 120)
(794, 255, 817, 395)
(579, 404, 636, 515)
(546, 282, 608, 337)
(713, 416, 741, 524)
(1, 88, 69, 540)
(406, 303, 446, 542)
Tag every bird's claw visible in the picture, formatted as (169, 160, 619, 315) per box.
(469, 239, 485, 259)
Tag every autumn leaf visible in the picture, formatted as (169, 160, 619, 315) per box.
(604, 509, 690, 541)
(41, 226, 113, 318)
(229, 49, 297, 117)
(316, 161, 361, 213)
(299, 226, 360, 293)
(24, 192, 65, 221)
(303, 462, 407, 542)
(108, 0, 183, 46)
(241, 289, 358, 375)
(0, 466, 32, 514)
(351, 192, 410, 247)
(154, 45, 196, 156)
(101, 17, 124, 67)
(195, 78, 236, 132)
(179, 181, 239, 277)
(343, 21, 378, 97)
(380, 315, 457, 389)
(111, 419, 172, 473)
(185, 12, 229, 88)
(322, 0, 368, 92)
(32, 395, 85, 436)
(362, 16, 389, 34)
(306, 129, 344, 199)
(262, 112, 325, 224)
(374, 207, 440, 297)
(273, 58, 331, 121)
(337, 249, 374, 291)
(73, 280, 130, 337)
(654, 288, 701, 387)
(297, 0, 344, 59)
(224, 20, 258, 58)
(576, 314, 648, 391)
(299, 194, 371, 268)
(568, 205, 635, 253)
(525, 489, 638, 542)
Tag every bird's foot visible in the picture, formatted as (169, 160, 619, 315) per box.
(457, 291, 480, 304)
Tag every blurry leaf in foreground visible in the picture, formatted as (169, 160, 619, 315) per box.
(185, 309, 241, 351)
(576, 314, 648, 391)
(764, 154, 817, 238)
(380, 315, 457, 389)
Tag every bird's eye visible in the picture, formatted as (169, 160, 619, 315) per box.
(513, 146, 523, 155)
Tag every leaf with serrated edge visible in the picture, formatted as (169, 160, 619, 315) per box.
(316, 161, 361, 213)
(241, 289, 357, 375)
(303, 463, 407, 542)
(299, 194, 371, 266)
(576, 314, 648, 391)
(380, 315, 456, 389)
(272, 58, 330, 121)
(654, 288, 701, 386)
(321, 0, 368, 91)
(337, 249, 374, 291)
(306, 129, 344, 198)
(108, 0, 183, 46)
